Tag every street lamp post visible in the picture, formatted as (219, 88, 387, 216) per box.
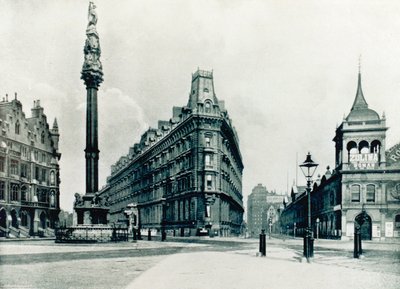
(299, 152, 318, 262)
(316, 218, 320, 240)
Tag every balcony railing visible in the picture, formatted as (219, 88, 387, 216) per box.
(21, 201, 50, 208)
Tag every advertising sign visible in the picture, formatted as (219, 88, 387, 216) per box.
(387, 143, 400, 165)
(349, 153, 378, 169)
(385, 222, 394, 238)
(372, 224, 380, 237)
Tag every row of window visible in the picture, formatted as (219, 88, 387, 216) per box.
(0, 157, 55, 184)
(0, 182, 54, 203)
(351, 184, 376, 202)
(14, 120, 47, 144)
(350, 183, 400, 201)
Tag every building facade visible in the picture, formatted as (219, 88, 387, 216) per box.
(247, 184, 284, 237)
(100, 70, 244, 237)
(0, 96, 61, 237)
(281, 72, 400, 241)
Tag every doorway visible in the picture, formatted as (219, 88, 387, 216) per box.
(355, 213, 372, 240)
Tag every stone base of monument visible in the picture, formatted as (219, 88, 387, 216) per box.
(56, 193, 128, 243)
(55, 224, 128, 243)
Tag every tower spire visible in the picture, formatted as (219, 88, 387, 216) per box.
(351, 57, 368, 111)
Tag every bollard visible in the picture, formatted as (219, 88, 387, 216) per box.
(354, 225, 360, 258)
(303, 234, 308, 258)
(259, 229, 266, 256)
(309, 237, 314, 258)
(148, 229, 151, 241)
(132, 228, 136, 241)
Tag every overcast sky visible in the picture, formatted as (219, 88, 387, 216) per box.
(1, 0, 399, 211)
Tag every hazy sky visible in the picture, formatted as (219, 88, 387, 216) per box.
(1, 0, 399, 211)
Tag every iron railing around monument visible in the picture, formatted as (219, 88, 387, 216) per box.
(55, 226, 129, 243)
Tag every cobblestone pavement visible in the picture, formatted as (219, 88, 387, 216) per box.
(0, 237, 398, 289)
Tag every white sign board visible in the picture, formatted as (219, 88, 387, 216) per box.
(346, 222, 354, 237)
(349, 153, 378, 169)
(372, 225, 380, 237)
(385, 222, 394, 238)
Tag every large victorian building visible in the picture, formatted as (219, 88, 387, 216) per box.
(0, 96, 61, 237)
(281, 72, 400, 241)
(100, 70, 244, 237)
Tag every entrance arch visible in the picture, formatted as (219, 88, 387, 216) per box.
(0, 209, 6, 237)
(0, 208, 6, 228)
(10, 209, 18, 228)
(355, 213, 372, 240)
(40, 211, 47, 229)
(20, 211, 28, 227)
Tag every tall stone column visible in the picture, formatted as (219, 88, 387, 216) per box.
(81, 1, 103, 195)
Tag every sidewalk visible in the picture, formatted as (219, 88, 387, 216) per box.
(125, 242, 400, 289)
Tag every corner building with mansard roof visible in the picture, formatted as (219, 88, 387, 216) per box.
(0, 96, 61, 238)
(101, 70, 244, 237)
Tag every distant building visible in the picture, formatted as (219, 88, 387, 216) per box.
(247, 184, 284, 237)
(0, 96, 61, 237)
(100, 70, 244, 237)
(281, 72, 400, 241)
(58, 210, 74, 227)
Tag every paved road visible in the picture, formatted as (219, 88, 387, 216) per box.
(0, 237, 398, 289)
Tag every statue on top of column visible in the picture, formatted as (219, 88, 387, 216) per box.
(88, 1, 98, 29)
(82, 1, 103, 87)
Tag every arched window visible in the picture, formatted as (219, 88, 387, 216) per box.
(204, 100, 212, 113)
(395, 214, 400, 228)
(15, 120, 20, 134)
(347, 141, 357, 153)
(41, 131, 45, 144)
(21, 186, 27, 201)
(370, 140, 381, 153)
(38, 189, 48, 203)
(351, 185, 360, 202)
(20, 211, 28, 227)
(50, 171, 56, 186)
(0, 181, 5, 200)
(11, 184, 19, 201)
(366, 184, 375, 202)
(359, 140, 369, 153)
